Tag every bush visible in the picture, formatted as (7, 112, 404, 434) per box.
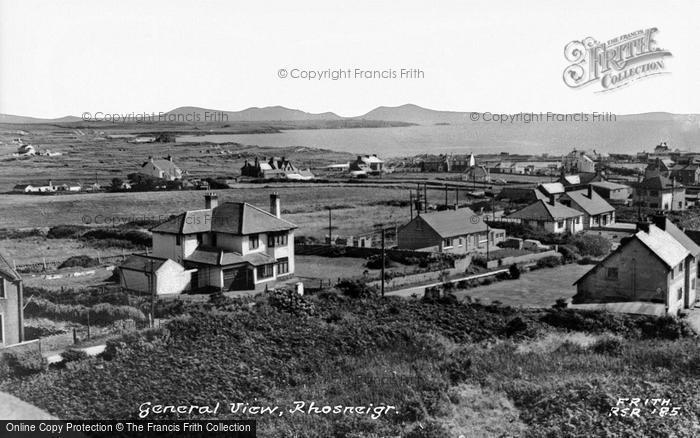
(58, 255, 100, 269)
(47, 225, 88, 239)
(365, 255, 394, 269)
(336, 279, 378, 299)
(268, 288, 316, 316)
(3, 349, 47, 376)
(535, 255, 561, 269)
(24, 297, 147, 325)
(61, 349, 89, 363)
(509, 264, 521, 279)
(504, 316, 529, 337)
(578, 256, 597, 265)
(558, 244, 580, 263)
(553, 297, 568, 309)
(591, 336, 623, 355)
(572, 235, 612, 257)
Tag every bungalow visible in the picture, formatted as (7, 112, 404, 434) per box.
(573, 218, 698, 315)
(12, 181, 55, 193)
(241, 156, 315, 180)
(142, 156, 183, 181)
(351, 155, 384, 175)
(0, 252, 24, 347)
(147, 193, 296, 292)
(397, 207, 506, 254)
(633, 175, 686, 211)
(559, 186, 616, 229)
(506, 196, 584, 234)
(118, 255, 196, 296)
(589, 181, 633, 204)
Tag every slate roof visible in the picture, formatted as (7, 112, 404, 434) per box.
(574, 224, 690, 285)
(0, 251, 21, 281)
(507, 200, 583, 221)
(415, 208, 487, 238)
(635, 225, 689, 267)
(590, 181, 631, 191)
(185, 247, 275, 267)
(653, 217, 700, 257)
(560, 189, 615, 215)
(149, 159, 181, 174)
(638, 175, 683, 190)
(538, 182, 565, 195)
(150, 203, 296, 235)
(120, 254, 169, 272)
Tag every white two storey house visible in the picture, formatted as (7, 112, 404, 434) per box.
(149, 193, 296, 291)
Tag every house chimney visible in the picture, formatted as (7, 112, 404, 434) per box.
(205, 192, 218, 209)
(651, 211, 667, 230)
(270, 192, 281, 218)
(167, 155, 172, 161)
(636, 220, 651, 234)
(357, 155, 363, 162)
(549, 194, 556, 206)
(587, 184, 593, 198)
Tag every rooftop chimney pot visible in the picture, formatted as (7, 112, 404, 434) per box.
(205, 192, 218, 209)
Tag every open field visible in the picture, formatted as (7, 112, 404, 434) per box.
(454, 263, 593, 307)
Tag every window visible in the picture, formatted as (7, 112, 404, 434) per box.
(268, 232, 288, 247)
(257, 263, 274, 279)
(606, 267, 618, 280)
(680, 263, 684, 272)
(458, 238, 463, 246)
(0, 279, 4, 298)
(678, 287, 683, 301)
(196, 233, 203, 245)
(277, 257, 289, 275)
(557, 221, 564, 228)
(249, 234, 260, 249)
(442, 238, 453, 248)
(175, 235, 181, 246)
(211, 233, 217, 247)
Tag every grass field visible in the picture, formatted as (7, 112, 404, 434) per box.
(454, 263, 593, 307)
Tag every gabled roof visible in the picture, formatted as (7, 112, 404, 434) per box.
(654, 217, 700, 257)
(538, 182, 565, 195)
(143, 158, 181, 174)
(560, 189, 615, 215)
(413, 208, 487, 238)
(507, 200, 583, 221)
(638, 175, 683, 190)
(574, 224, 689, 285)
(635, 225, 689, 267)
(590, 181, 631, 191)
(120, 254, 169, 272)
(0, 252, 21, 281)
(150, 202, 296, 235)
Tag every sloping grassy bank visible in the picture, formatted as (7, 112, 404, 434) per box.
(1, 292, 698, 437)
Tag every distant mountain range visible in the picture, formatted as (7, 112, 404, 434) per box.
(1, 104, 698, 125)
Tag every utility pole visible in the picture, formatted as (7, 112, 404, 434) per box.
(444, 185, 448, 208)
(424, 183, 428, 213)
(381, 228, 386, 298)
(148, 259, 155, 328)
(409, 190, 413, 219)
(326, 207, 333, 244)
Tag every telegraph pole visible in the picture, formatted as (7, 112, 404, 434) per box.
(381, 228, 386, 298)
(326, 206, 333, 244)
(409, 190, 413, 219)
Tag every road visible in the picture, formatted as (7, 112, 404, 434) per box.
(0, 391, 57, 420)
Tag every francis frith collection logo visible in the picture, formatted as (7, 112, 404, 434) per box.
(563, 28, 672, 92)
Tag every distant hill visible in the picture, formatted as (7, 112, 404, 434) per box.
(357, 104, 470, 124)
(165, 106, 343, 122)
(0, 114, 81, 124)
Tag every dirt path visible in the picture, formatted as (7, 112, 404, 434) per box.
(0, 391, 57, 420)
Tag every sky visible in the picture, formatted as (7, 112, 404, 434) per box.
(0, 0, 698, 118)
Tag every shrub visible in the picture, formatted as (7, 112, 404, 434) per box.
(536, 255, 561, 269)
(558, 244, 580, 263)
(61, 348, 89, 363)
(509, 264, 521, 279)
(578, 256, 597, 265)
(24, 297, 146, 325)
(572, 235, 612, 257)
(591, 336, 623, 355)
(4, 349, 47, 376)
(439, 347, 472, 384)
(47, 225, 88, 239)
(365, 255, 394, 269)
(268, 288, 316, 316)
(58, 255, 100, 269)
(336, 279, 378, 299)
(553, 297, 568, 309)
(504, 316, 529, 337)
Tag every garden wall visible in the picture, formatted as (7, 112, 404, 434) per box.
(485, 250, 561, 269)
(366, 256, 472, 290)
